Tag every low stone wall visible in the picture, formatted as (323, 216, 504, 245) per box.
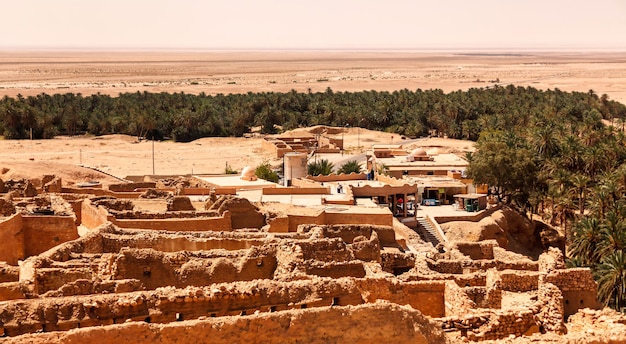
(306, 172, 368, 182)
(262, 186, 330, 195)
(441, 308, 539, 341)
(110, 211, 232, 232)
(499, 270, 540, 292)
(108, 182, 157, 192)
(324, 210, 393, 228)
(109, 210, 220, 219)
(403, 272, 487, 288)
(426, 259, 538, 274)
(434, 204, 502, 224)
(452, 241, 497, 260)
(100, 232, 268, 253)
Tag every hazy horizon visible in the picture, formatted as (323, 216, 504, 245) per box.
(1, 0, 625, 51)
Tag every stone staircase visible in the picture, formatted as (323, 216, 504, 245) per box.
(79, 164, 132, 183)
(416, 217, 441, 247)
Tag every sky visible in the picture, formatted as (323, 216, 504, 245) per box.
(1, 0, 625, 50)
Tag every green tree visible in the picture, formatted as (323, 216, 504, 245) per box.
(337, 160, 362, 175)
(255, 161, 279, 183)
(466, 130, 538, 206)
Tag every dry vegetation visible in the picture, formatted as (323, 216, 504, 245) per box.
(0, 51, 625, 104)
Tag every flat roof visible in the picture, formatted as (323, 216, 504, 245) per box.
(196, 175, 278, 189)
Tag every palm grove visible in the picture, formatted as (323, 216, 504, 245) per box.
(2, 85, 626, 310)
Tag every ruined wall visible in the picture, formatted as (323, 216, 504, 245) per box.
(356, 278, 446, 318)
(108, 182, 156, 192)
(0, 278, 374, 337)
(101, 233, 267, 253)
(110, 212, 232, 232)
(108, 247, 277, 290)
(0, 302, 444, 344)
(266, 216, 289, 233)
(498, 270, 540, 292)
(324, 211, 393, 227)
(0, 213, 24, 265)
(81, 200, 110, 229)
(444, 280, 476, 317)
(299, 224, 396, 247)
(288, 213, 325, 232)
(544, 268, 601, 317)
(536, 281, 567, 334)
(452, 240, 496, 260)
(21, 215, 78, 258)
(426, 259, 538, 275)
(0, 282, 23, 301)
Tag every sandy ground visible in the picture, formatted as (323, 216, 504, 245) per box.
(0, 50, 625, 103)
(0, 50, 616, 183)
(0, 127, 474, 182)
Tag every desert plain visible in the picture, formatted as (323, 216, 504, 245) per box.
(1, 51, 626, 343)
(0, 50, 625, 178)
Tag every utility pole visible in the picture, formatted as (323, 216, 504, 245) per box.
(152, 136, 155, 175)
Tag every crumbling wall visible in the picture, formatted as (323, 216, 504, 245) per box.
(452, 240, 497, 260)
(209, 196, 265, 229)
(108, 182, 156, 192)
(166, 196, 195, 211)
(441, 308, 539, 341)
(381, 251, 415, 274)
(426, 258, 538, 274)
(0, 198, 16, 216)
(21, 215, 78, 258)
(0, 213, 24, 265)
(499, 270, 540, 292)
(100, 232, 268, 253)
(81, 199, 110, 229)
(3, 301, 445, 344)
(299, 224, 397, 247)
(544, 268, 601, 317)
(0, 278, 372, 338)
(535, 281, 567, 334)
(357, 278, 446, 317)
(444, 280, 476, 317)
(108, 247, 277, 290)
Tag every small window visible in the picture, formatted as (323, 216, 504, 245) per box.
(270, 306, 277, 313)
(176, 313, 184, 321)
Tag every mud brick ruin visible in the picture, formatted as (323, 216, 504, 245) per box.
(0, 167, 624, 344)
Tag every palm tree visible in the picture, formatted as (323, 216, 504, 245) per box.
(570, 174, 590, 216)
(337, 160, 362, 175)
(597, 210, 626, 259)
(569, 217, 602, 265)
(307, 159, 335, 176)
(595, 250, 626, 310)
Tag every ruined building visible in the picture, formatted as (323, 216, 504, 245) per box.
(0, 173, 624, 344)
